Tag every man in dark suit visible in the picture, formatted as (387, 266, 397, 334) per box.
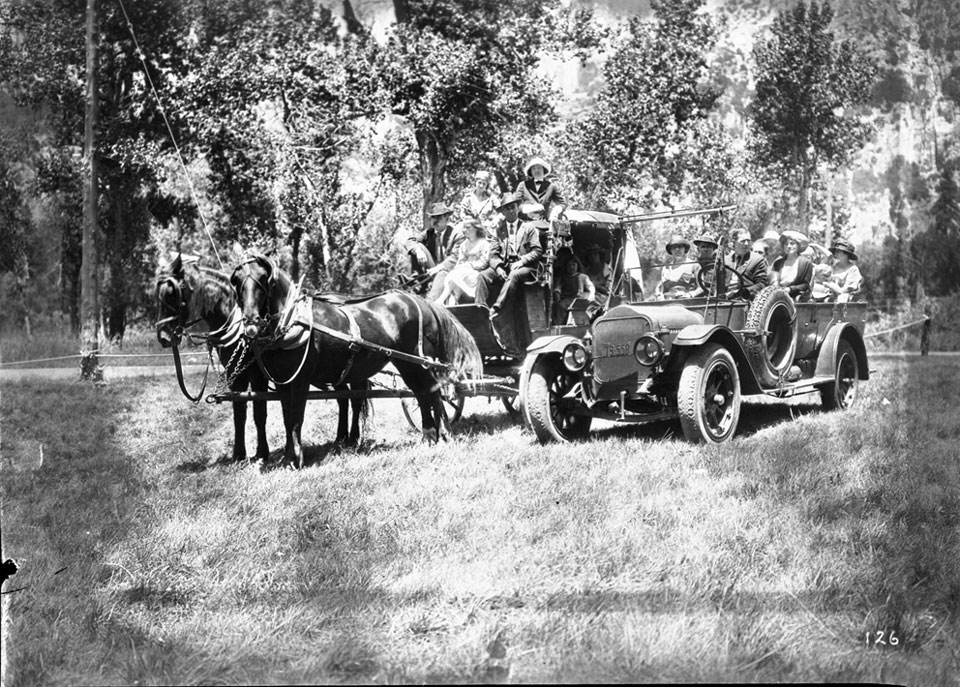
(475, 191, 544, 316)
(404, 202, 464, 299)
(724, 228, 768, 299)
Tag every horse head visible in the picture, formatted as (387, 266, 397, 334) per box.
(231, 252, 286, 340)
(155, 253, 190, 348)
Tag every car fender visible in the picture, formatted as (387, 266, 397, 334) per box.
(670, 324, 764, 394)
(815, 323, 869, 380)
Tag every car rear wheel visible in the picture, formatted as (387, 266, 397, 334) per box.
(820, 339, 858, 410)
(524, 356, 592, 444)
(678, 344, 741, 444)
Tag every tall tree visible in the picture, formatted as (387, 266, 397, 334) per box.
(1, 0, 193, 341)
(748, 0, 876, 232)
(560, 0, 722, 210)
(377, 0, 558, 218)
(916, 164, 960, 295)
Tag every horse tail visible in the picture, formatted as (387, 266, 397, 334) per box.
(422, 299, 483, 382)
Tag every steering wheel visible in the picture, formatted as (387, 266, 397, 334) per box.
(696, 261, 761, 298)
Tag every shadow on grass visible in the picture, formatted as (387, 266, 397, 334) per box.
(582, 399, 822, 444)
(739, 357, 960, 660)
(1, 380, 164, 685)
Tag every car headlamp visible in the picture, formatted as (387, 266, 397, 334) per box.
(633, 335, 664, 366)
(562, 342, 589, 372)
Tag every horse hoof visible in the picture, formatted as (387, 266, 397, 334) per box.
(423, 428, 439, 444)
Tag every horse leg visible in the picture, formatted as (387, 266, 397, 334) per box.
(229, 398, 247, 462)
(278, 385, 297, 468)
(347, 381, 369, 447)
(287, 378, 310, 469)
(251, 372, 270, 461)
(334, 389, 349, 447)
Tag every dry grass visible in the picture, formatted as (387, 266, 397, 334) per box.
(2, 357, 960, 684)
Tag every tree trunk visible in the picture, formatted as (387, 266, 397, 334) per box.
(416, 130, 447, 228)
(797, 166, 810, 232)
(80, 0, 102, 383)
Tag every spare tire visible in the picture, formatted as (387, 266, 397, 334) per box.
(744, 286, 797, 386)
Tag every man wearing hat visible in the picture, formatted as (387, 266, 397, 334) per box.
(654, 234, 698, 300)
(723, 229, 768, 299)
(406, 201, 466, 300)
(691, 233, 720, 297)
(475, 191, 544, 316)
(824, 238, 862, 302)
(516, 156, 566, 221)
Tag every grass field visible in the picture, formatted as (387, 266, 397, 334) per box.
(2, 356, 959, 684)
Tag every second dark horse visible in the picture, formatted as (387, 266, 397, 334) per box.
(231, 253, 483, 468)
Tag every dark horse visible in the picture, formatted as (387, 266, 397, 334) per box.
(156, 254, 269, 462)
(231, 252, 483, 469)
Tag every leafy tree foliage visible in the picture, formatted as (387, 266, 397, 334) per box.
(560, 0, 722, 211)
(0, 0, 191, 339)
(377, 0, 559, 215)
(748, 0, 876, 230)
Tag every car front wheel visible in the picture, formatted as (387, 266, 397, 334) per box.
(524, 356, 592, 444)
(678, 343, 741, 444)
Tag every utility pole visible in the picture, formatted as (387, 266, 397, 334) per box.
(79, 0, 102, 382)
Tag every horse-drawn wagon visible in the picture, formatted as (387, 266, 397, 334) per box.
(157, 203, 867, 465)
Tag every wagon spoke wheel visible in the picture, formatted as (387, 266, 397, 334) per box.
(678, 344, 741, 444)
(820, 339, 858, 410)
(401, 390, 465, 430)
(524, 357, 591, 444)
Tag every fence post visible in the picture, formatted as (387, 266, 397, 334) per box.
(921, 315, 931, 356)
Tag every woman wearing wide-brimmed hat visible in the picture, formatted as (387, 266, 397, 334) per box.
(770, 229, 814, 301)
(515, 156, 566, 221)
(825, 238, 862, 302)
(654, 234, 698, 300)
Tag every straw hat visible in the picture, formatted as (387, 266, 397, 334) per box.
(666, 234, 692, 253)
(523, 156, 552, 177)
(779, 230, 810, 252)
(830, 238, 858, 261)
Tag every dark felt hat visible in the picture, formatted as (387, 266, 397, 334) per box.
(830, 238, 858, 261)
(494, 191, 522, 210)
(693, 233, 719, 248)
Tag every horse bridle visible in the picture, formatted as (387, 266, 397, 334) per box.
(155, 275, 203, 345)
(233, 255, 279, 338)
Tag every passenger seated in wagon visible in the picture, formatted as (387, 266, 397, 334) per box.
(474, 192, 544, 318)
(433, 219, 490, 306)
(404, 202, 464, 300)
(581, 244, 613, 320)
(552, 250, 595, 324)
(515, 156, 566, 221)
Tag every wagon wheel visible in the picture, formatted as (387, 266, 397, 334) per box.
(819, 339, 858, 411)
(677, 343, 741, 444)
(524, 357, 591, 444)
(401, 390, 465, 430)
(501, 394, 520, 417)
